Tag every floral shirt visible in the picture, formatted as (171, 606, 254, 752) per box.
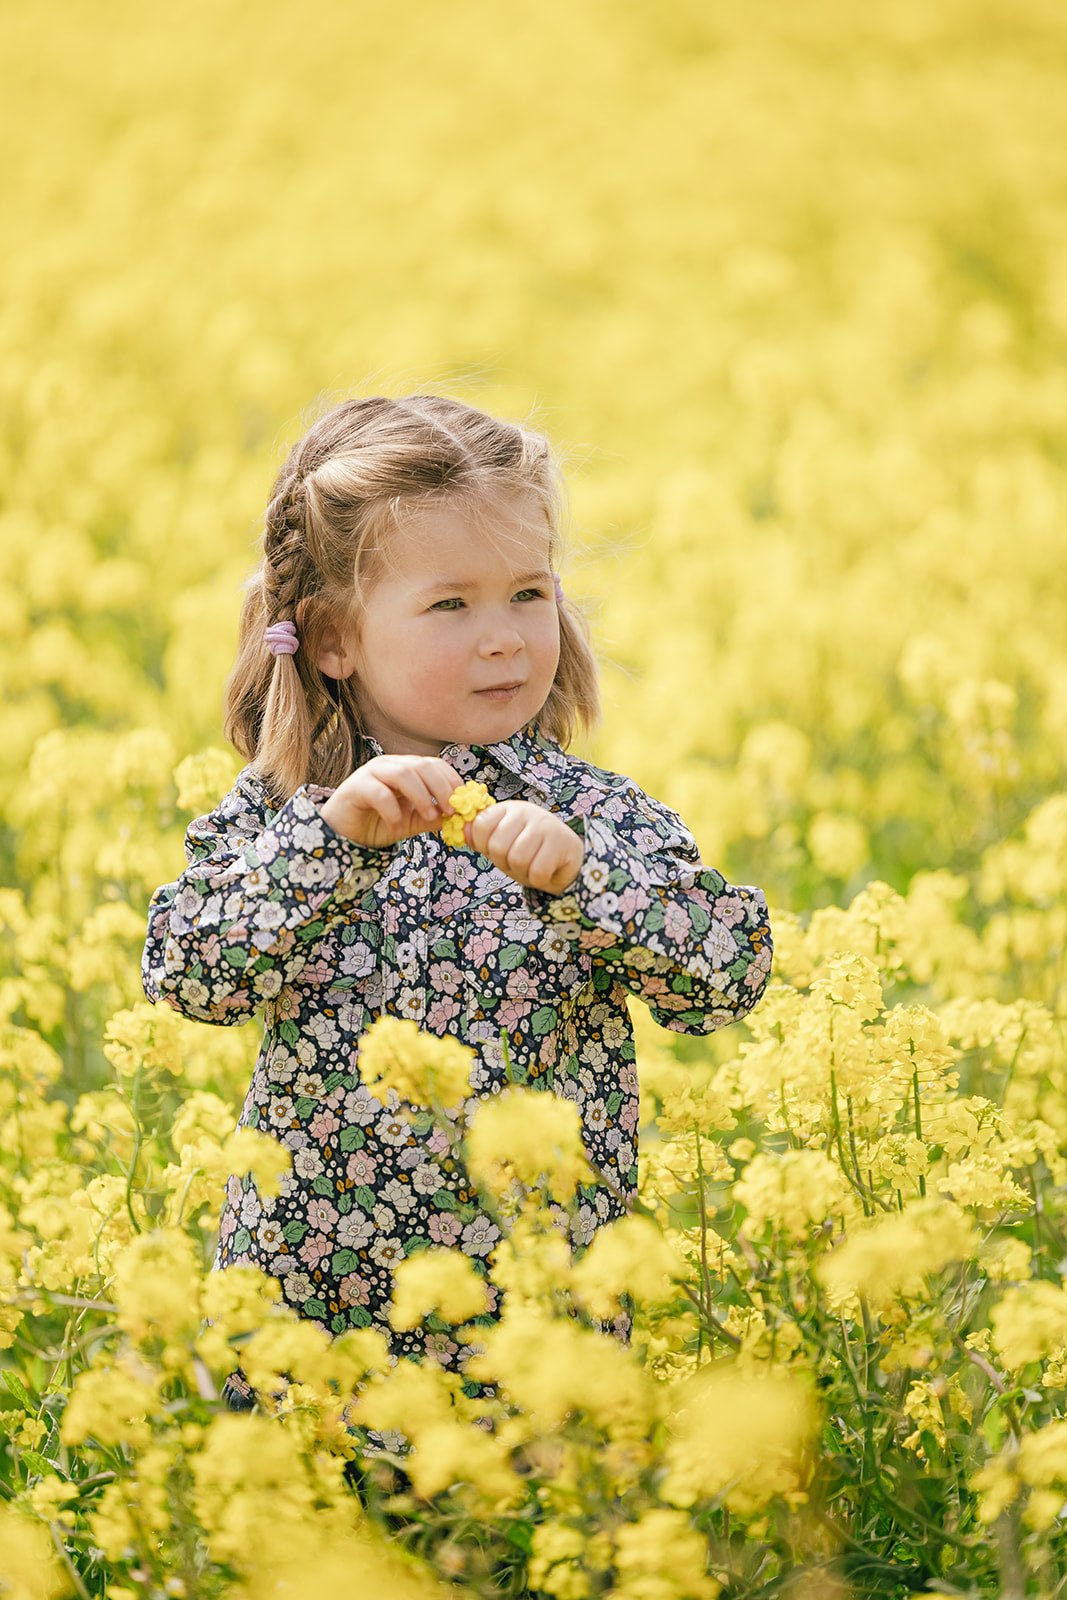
(142, 723, 772, 1377)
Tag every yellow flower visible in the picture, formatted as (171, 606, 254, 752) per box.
(465, 1086, 593, 1203)
(389, 1248, 491, 1330)
(609, 1508, 720, 1600)
(735, 1149, 850, 1243)
(661, 1363, 817, 1513)
(817, 1199, 979, 1313)
(570, 1214, 685, 1319)
(60, 1359, 160, 1450)
(111, 1227, 203, 1349)
(0, 1506, 68, 1599)
(991, 1282, 1067, 1371)
(440, 780, 496, 847)
(357, 1016, 474, 1111)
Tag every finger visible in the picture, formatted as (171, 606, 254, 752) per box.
(385, 767, 446, 824)
(357, 774, 407, 831)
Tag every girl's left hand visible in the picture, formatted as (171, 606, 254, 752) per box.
(464, 801, 584, 895)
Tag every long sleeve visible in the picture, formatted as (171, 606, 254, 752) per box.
(521, 781, 772, 1034)
(141, 775, 392, 1027)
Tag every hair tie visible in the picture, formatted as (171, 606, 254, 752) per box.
(265, 620, 300, 656)
(552, 572, 565, 605)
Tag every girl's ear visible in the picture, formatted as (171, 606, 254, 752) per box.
(298, 599, 359, 680)
(315, 625, 359, 681)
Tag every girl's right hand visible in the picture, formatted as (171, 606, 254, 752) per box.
(317, 755, 465, 848)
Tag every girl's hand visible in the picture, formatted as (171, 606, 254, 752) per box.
(319, 755, 464, 848)
(465, 800, 585, 895)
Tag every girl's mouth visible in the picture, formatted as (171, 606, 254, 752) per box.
(474, 683, 523, 700)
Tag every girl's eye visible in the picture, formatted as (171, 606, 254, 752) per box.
(514, 589, 546, 602)
(430, 598, 464, 611)
(430, 589, 546, 611)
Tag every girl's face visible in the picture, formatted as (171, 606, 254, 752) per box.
(337, 494, 561, 757)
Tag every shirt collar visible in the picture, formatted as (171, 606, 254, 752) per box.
(360, 721, 566, 801)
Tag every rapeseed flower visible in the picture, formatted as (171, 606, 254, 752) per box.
(440, 781, 496, 848)
(357, 1015, 474, 1111)
(388, 1248, 491, 1329)
(465, 1086, 593, 1202)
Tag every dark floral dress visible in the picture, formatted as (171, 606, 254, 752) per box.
(142, 723, 772, 1401)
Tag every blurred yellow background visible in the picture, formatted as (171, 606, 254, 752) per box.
(3, 0, 1065, 912)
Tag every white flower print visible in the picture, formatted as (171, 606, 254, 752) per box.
(381, 1179, 417, 1215)
(346, 1086, 384, 1125)
(412, 1162, 443, 1195)
(337, 1212, 374, 1250)
(283, 1271, 313, 1302)
(377, 1112, 411, 1146)
(372, 1204, 397, 1234)
(370, 1235, 404, 1268)
(461, 1218, 501, 1257)
(268, 1096, 295, 1127)
(292, 1147, 324, 1181)
(256, 1219, 285, 1251)
(293, 1071, 326, 1099)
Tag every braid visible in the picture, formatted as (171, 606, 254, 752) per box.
(263, 472, 314, 625)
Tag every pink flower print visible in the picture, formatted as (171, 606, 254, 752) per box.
(714, 894, 747, 928)
(339, 1273, 371, 1307)
(300, 957, 336, 985)
(431, 890, 466, 918)
(219, 1211, 236, 1244)
(465, 926, 498, 965)
(426, 995, 461, 1031)
(299, 1232, 332, 1268)
(305, 1198, 338, 1232)
(309, 1109, 341, 1142)
(429, 960, 463, 996)
(201, 933, 222, 966)
(505, 968, 541, 1001)
(663, 902, 692, 942)
(497, 999, 533, 1030)
(619, 1099, 640, 1133)
(276, 987, 301, 1022)
(346, 1150, 377, 1185)
(426, 1125, 451, 1156)
(617, 885, 646, 922)
(424, 1332, 458, 1366)
(429, 1212, 462, 1246)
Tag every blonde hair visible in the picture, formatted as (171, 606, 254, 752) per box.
(223, 394, 600, 804)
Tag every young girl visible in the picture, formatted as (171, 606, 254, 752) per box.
(141, 393, 772, 1410)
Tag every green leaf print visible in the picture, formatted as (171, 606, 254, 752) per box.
(498, 942, 529, 971)
(531, 1005, 558, 1035)
(339, 1126, 363, 1152)
(303, 1298, 327, 1320)
(222, 946, 247, 970)
(283, 1220, 307, 1245)
(279, 1020, 301, 1047)
(352, 1185, 376, 1213)
(231, 1228, 251, 1253)
(605, 1091, 623, 1116)
(311, 1176, 334, 1197)
(330, 1248, 360, 1274)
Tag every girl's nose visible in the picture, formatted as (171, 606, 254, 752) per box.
(478, 618, 524, 656)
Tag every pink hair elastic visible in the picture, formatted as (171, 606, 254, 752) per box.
(553, 573, 564, 604)
(265, 620, 299, 656)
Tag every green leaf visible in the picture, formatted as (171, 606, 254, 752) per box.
(282, 1220, 307, 1245)
(498, 943, 530, 971)
(339, 1126, 364, 1152)
(531, 1005, 558, 1035)
(303, 1298, 327, 1320)
(311, 1175, 334, 1197)
(231, 1228, 251, 1253)
(352, 1185, 377, 1213)
(2, 1370, 34, 1411)
(331, 1249, 360, 1274)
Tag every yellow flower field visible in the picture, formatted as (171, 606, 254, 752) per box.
(2, 0, 1066, 1595)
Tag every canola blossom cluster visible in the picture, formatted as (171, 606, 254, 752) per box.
(3, 0, 1067, 1596)
(439, 781, 496, 850)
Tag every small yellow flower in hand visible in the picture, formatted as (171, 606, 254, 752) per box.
(440, 780, 496, 847)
